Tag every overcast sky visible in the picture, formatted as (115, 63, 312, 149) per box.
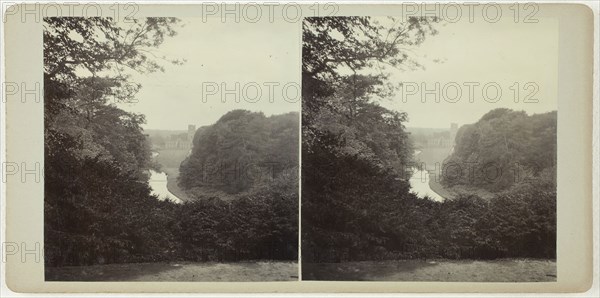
(118, 17, 300, 130)
(117, 16, 557, 130)
(380, 17, 558, 129)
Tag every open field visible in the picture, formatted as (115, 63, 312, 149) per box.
(46, 261, 298, 281)
(303, 259, 556, 282)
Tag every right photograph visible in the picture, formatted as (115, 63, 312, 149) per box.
(301, 14, 558, 282)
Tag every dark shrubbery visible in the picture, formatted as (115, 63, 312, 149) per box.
(175, 192, 298, 262)
(302, 156, 556, 263)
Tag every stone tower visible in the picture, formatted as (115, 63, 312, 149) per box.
(450, 123, 458, 144)
(187, 124, 196, 147)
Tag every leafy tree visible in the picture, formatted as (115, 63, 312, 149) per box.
(302, 16, 439, 263)
(179, 110, 299, 195)
(44, 17, 182, 266)
(443, 109, 557, 192)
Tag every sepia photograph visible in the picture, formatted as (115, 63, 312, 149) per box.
(301, 15, 558, 281)
(43, 16, 299, 281)
(1, 2, 595, 294)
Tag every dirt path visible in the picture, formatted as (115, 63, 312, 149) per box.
(303, 259, 556, 282)
(46, 261, 298, 281)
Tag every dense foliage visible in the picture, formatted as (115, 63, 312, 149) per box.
(443, 109, 557, 192)
(176, 193, 298, 262)
(44, 18, 297, 267)
(179, 110, 299, 195)
(44, 17, 182, 266)
(177, 110, 300, 260)
(301, 17, 556, 263)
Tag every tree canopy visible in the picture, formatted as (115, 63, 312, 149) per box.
(443, 108, 557, 192)
(179, 110, 299, 195)
(44, 17, 184, 266)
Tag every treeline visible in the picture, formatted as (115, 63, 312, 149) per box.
(301, 17, 555, 263)
(443, 109, 557, 192)
(179, 110, 299, 196)
(44, 18, 296, 267)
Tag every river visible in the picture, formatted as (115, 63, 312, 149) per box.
(409, 150, 445, 202)
(149, 152, 183, 204)
(150, 150, 443, 203)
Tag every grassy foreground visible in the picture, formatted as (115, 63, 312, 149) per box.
(303, 259, 556, 282)
(46, 261, 298, 281)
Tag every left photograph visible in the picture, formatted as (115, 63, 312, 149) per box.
(43, 17, 299, 281)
